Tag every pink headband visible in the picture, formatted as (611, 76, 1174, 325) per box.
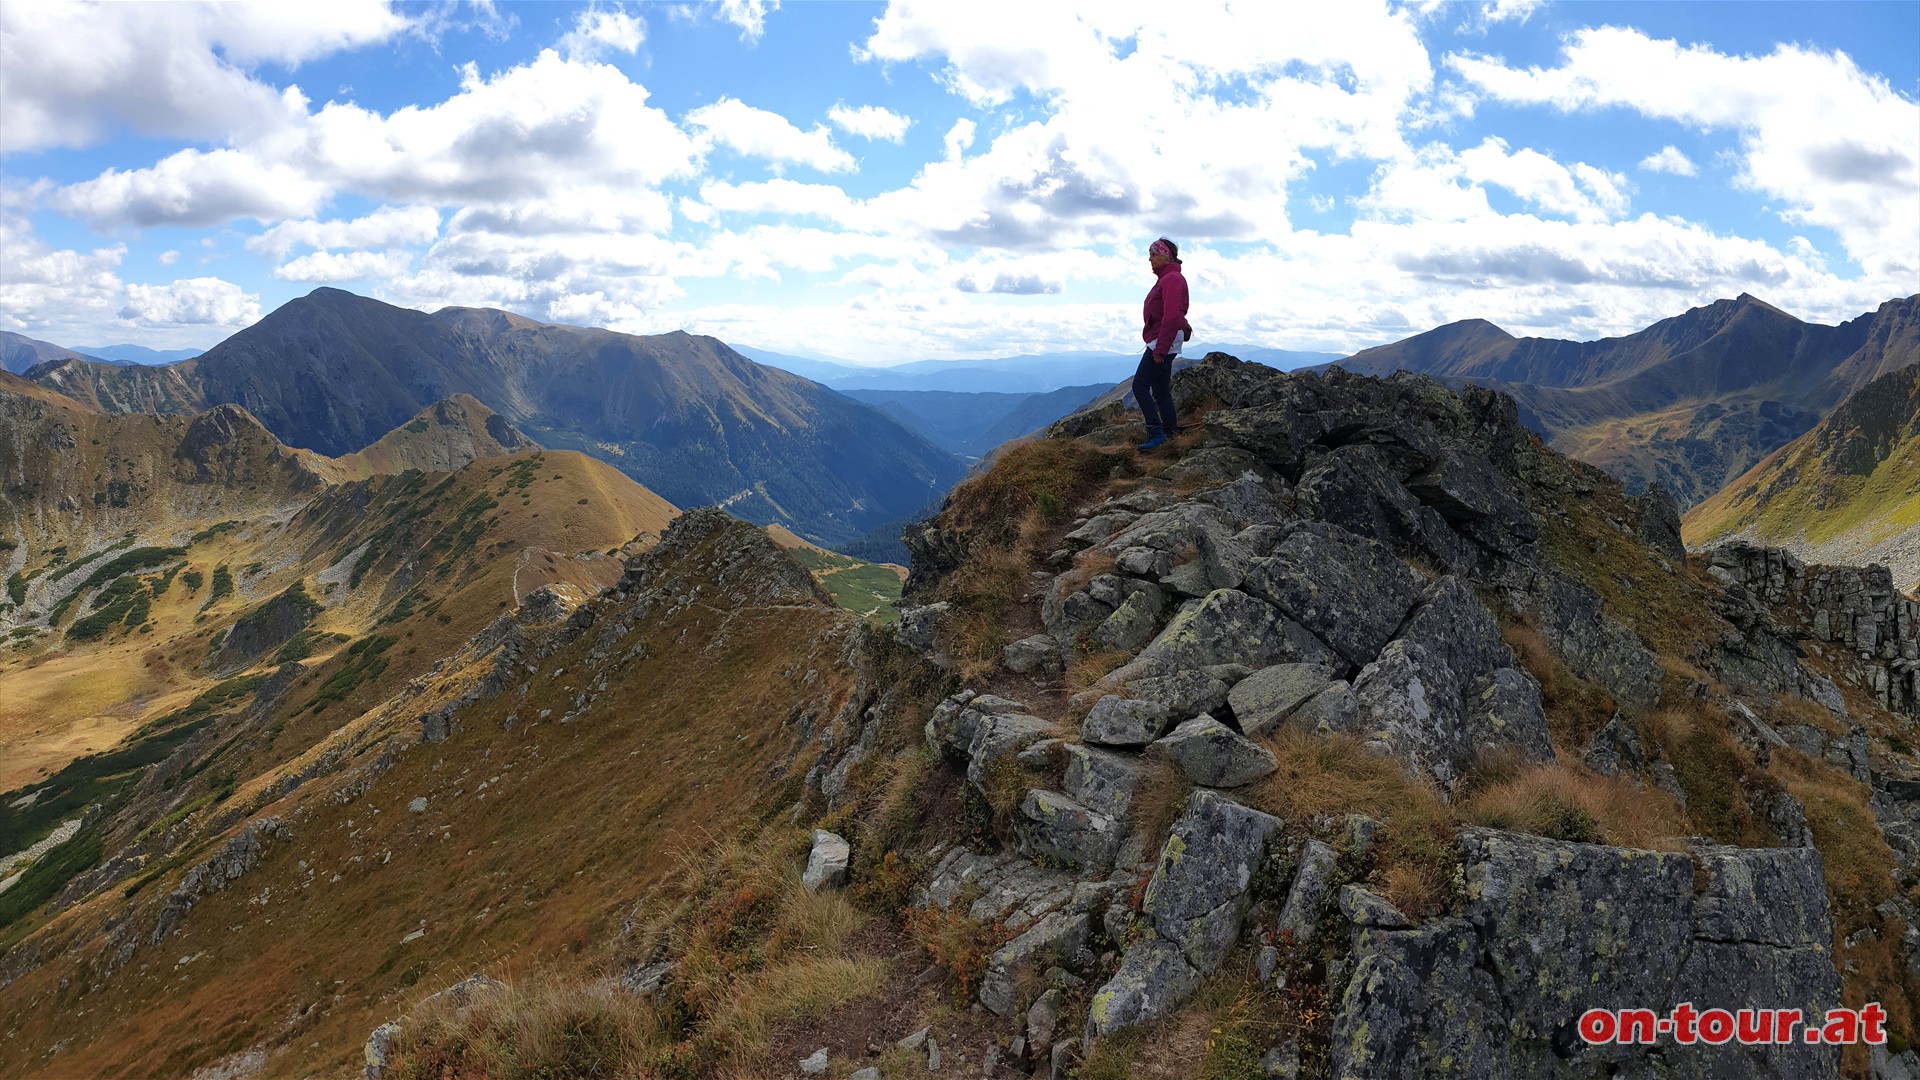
(1149, 239, 1173, 259)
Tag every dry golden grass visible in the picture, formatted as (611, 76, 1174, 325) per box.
(1065, 645, 1134, 697)
(936, 440, 1117, 548)
(1501, 617, 1617, 755)
(1056, 549, 1118, 599)
(931, 439, 1121, 677)
(903, 903, 1001, 1001)
(391, 975, 661, 1080)
(702, 955, 891, 1065)
(1769, 693, 1851, 738)
(1768, 747, 1910, 1067)
(1644, 706, 1777, 846)
(1249, 728, 1456, 918)
(943, 546, 1027, 679)
(1457, 762, 1688, 851)
(1128, 754, 1194, 850)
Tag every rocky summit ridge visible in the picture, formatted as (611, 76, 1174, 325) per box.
(4, 354, 1918, 1079)
(890, 354, 1918, 1077)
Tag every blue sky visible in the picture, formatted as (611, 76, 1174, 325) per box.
(1, 0, 1915, 363)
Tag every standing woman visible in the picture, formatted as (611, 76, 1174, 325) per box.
(1134, 237, 1191, 451)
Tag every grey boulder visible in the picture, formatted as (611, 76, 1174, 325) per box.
(1153, 715, 1278, 789)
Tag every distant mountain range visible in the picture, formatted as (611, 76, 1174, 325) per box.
(1684, 363, 1920, 591)
(1, 333, 201, 372)
(72, 343, 203, 365)
(838, 384, 1111, 459)
(21, 289, 965, 548)
(737, 344, 1338, 394)
(1334, 294, 1920, 505)
(2, 332, 106, 374)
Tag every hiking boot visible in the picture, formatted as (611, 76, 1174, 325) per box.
(1136, 432, 1168, 452)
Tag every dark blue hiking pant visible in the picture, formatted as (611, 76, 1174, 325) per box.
(1132, 348, 1176, 436)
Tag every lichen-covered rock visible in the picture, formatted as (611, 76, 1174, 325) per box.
(1240, 523, 1423, 670)
(895, 601, 949, 656)
(1506, 565, 1661, 710)
(980, 909, 1091, 1016)
(926, 691, 1051, 788)
(1153, 715, 1278, 788)
(1117, 670, 1230, 720)
(1093, 589, 1164, 651)
(1086, 937, 1198, 1039)
(1062, 512, 1138, 551)
(1087, 792, 1281, 1040)
(1004, 633, 1061, 674)
(1337, 884, 1412, 929)
(1462, 667, 1554, 763)
(1690, 846, 1832, 948)
(1332, 919, 1500, 1079)
(1290, 682, 1356, 732)
(1295, 444, 1430, 552)
(1132, 589, 1340, 675)
(1082, 695, 1173, 746)
(1394, 575, 1514, 688)
(1142, 791, 1282, 970)
(1041, 581, 1116, 645)
(1275, 840, 1338, 945)
(1334, 829, 1844, 1078)
(364, 1021, 401, 1079)
(1101, 502, 1241, 551)
(965, 712, 1057, 792)
(1193, 473, 1292, 530)
(1461, 828, 1694, 1042)
(1016, 790, 1122, 872)
(1338, 576, 1555, 782)
(1405, 443, 1537, 556)
(1346, 640, 1470, 784)
(1582, 711, 1645, 775)
(1063, 743, 1141, 821)
(1229, 663, 1336, 736)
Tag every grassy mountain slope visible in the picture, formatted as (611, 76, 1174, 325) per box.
(0, 511, 875, 1079)
(318, 394, 536, 481)
(1336, 294, 1920, 504)
(1685, 364, 1920, 591)
(31, 289, 965, 548)
(1, 379, 679, 805)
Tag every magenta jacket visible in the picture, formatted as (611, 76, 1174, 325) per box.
(1142, 260, 1192, 357)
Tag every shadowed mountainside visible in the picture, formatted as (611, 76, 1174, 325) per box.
(27, 289, 966, 548)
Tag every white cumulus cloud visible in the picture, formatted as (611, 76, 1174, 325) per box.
(53, 51, 700, 228)
(1640, 145, 1698, 176)
(0, 1, 409, 153)
(273, 250, 415, 282)
(558, 6, 645, 60)
(119, 277, 261, 326)
(247, 206, 442, 259)
(686, 97, 855, 173)
(828, 104, 912, 143)
(717, 0, 780, 43)
(1447, 28, 1920, 275)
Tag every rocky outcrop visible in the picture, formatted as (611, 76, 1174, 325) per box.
(1708, 542, 1919, 716)
(893, 356, 1886, 1072)
(1088, 792, 1281, 1038)
(149, 818, 286, 947)
(1333, 830, 1842, 1078)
